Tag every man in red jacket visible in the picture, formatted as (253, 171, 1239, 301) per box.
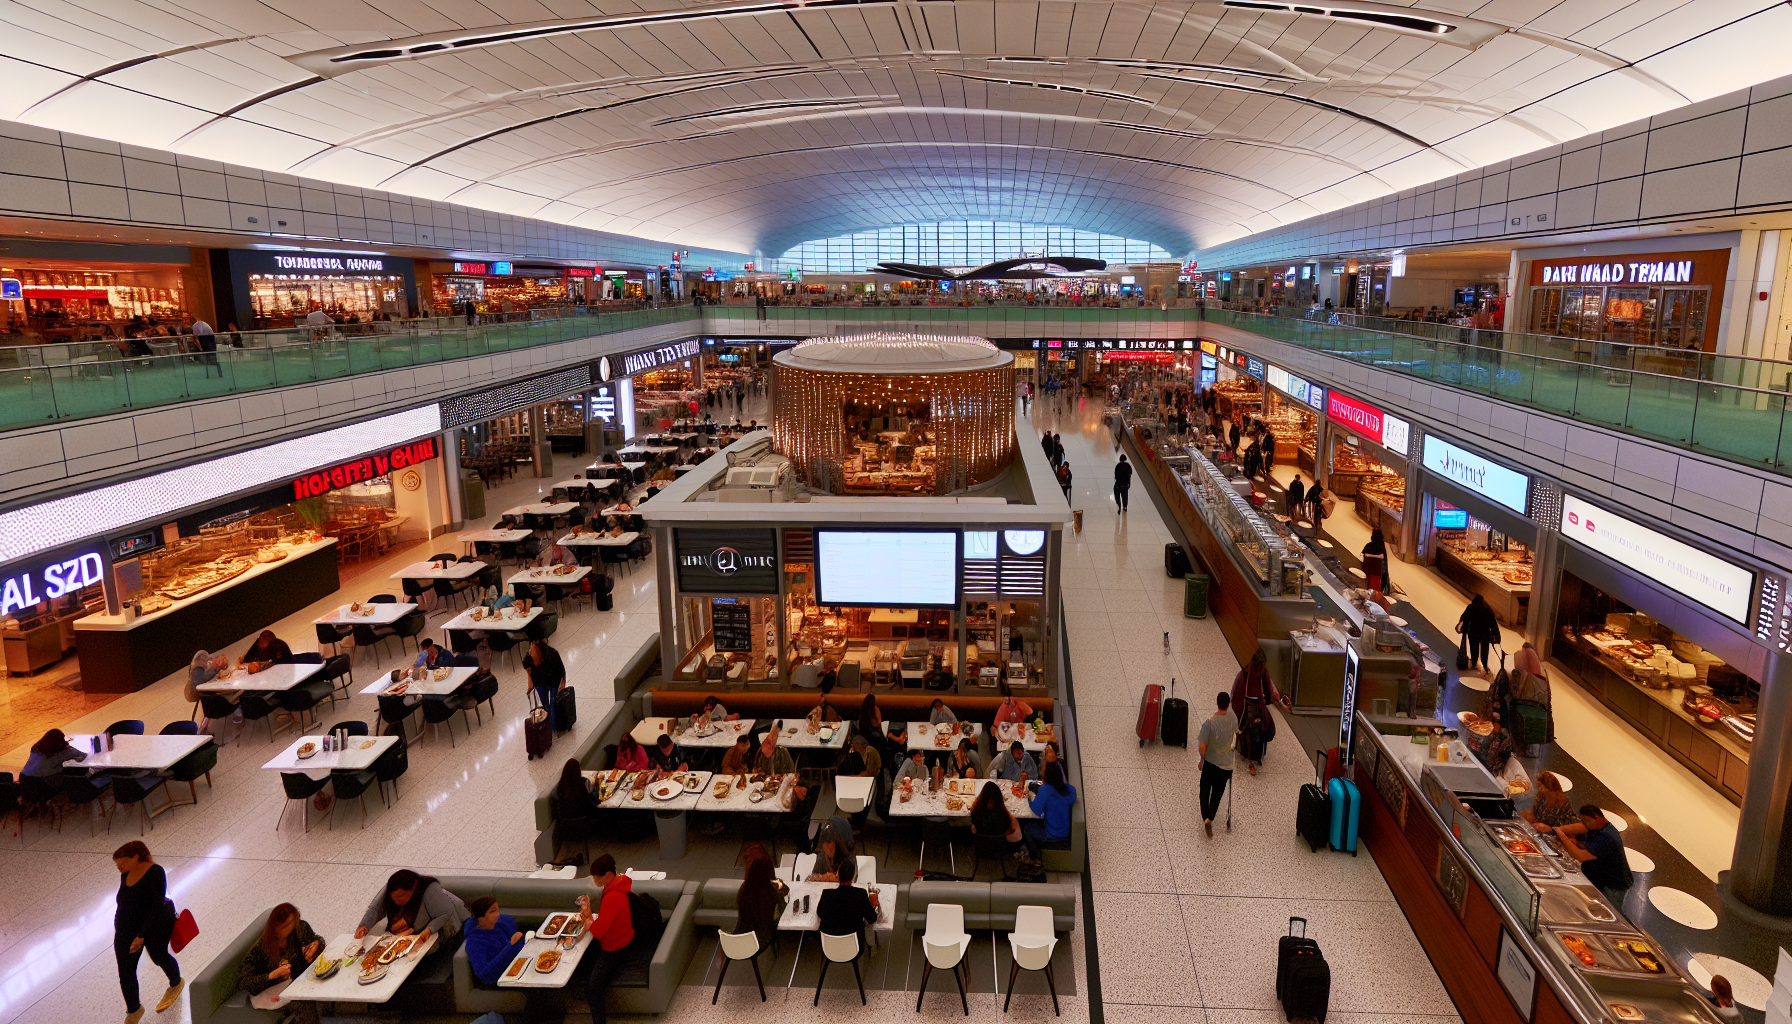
(576, 854, 635, 1023)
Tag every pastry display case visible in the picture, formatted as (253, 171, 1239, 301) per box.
(1210, 377, 1261, 419)
(1554, 572, 1754, 804)
(1263, 391, 1317, 466)
(1433, 517, 1531, 628)
(1355, 474, 1406, 551)
(134, 512, 318, 613)
(1325, 441, 1399, 497)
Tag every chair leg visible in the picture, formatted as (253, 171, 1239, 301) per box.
(1005, 961, 1020, 1012)
(917, 963, 931, 1011)
(712, 956, 730, 1003)
(813, 959, 830, 1006)
(953, 959, 968, 1016)
(1045, 964, 1059, 1016)
(852, 959, 865, 1005)
(750, 954, 765, 1002)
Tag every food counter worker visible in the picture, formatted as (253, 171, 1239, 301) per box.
(353, 869, 471, 957)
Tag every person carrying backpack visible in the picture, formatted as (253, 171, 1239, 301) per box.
(576, 854, 636, 1024)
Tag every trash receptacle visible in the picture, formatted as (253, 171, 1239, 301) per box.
(1183, 573, 1210, 618)
(1073, 509, 1083, 533)
(535, 442, 554, 478)
(460, 470, 485, 520)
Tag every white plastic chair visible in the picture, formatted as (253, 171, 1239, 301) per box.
(1005, 905, 1061, 1015)
(917, 903, 973, 1015)
(712, 930, 766, 1003)
(835, 774, 875, 815)
(814, 931, 865, 1005)
(856, 854, 877, 887)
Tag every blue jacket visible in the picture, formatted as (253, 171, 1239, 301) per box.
(464, 914, 523, 986)
(1029, 783, 1077, 840)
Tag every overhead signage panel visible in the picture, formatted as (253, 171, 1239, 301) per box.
(1560, 494, 1754, 625)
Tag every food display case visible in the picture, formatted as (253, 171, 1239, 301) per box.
(1355, 474, 1406, 554)
(1210, 377, 1261, 419)
(1433, 518, 1532, 628)
(1182, 445, 1291, 588)
(1325, 441, 1399, 498)
(1262, 392, 1317, 466)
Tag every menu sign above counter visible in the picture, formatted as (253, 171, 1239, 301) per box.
(1561, 494, 1754, 625)
(675, 528, 778, 594)
(1422, 436, 1529, 515)
(1, 548, 105, 616)
(291, 437, 439, 500)
(1265, 365, 1325, 411)
(1327, 392, 1385, 444)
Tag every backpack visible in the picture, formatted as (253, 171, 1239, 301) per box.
(627, 890, 664, 949)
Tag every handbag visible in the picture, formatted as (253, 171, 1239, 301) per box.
(170, 907, 199, 953)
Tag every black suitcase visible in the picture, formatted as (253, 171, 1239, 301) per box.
(1297, 783, 1331, 852)
(525, 690, 553, 760)
(1279, 917, 1330, 1022)
(1160, 677, 1190, 747)
(595, 591, 614, 612)
(553, 685, 578, 733)
(1165, 543, 1190, 578)
(1276, 917, 1322, 1004)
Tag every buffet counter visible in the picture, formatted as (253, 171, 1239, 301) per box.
(1354, 717, 1728, 1024)
(1435, 544, 1530, 628)
(74, 539, 340, 692)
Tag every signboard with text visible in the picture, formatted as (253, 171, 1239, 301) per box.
(1, 548, 105, 616)
(292, 437, 439, 500)
(675, 528, 779, 594)
(1326, 392, 1385, 445)
(1560, 494, 1754, 625)
(1422, 435, 1529, 515)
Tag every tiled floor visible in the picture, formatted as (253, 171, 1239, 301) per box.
(1031, 389, 1461, 1024)
(0, 390, 1449, 1024)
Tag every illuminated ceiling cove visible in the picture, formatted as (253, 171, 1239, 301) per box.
(1, 0, 1787, 258)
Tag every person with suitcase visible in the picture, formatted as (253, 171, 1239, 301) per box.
(525, 638, 569, 731)
(1196, 690, 1237, 838)
(1230, 649, 1290, 775)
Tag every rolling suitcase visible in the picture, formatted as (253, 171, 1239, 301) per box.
(553, 685, 578, 733)
(1160, 677, 1189, 748)
(1278, 917, 1331, 1023)
(525, 689, 553, 760)
(1165, 543, 1191, 578)
(1297, 749, 1331, 852)
(1136, 683, 1163, 746)
(1276, 917, 1322, 1005)
(1327, 776, 1360, 855)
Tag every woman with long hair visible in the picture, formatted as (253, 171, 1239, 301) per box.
(970, 781, 1025, 860)
(614, 733, 650, 771)
(113, 841, 181, 1023)
(1522, 771, 1577, 830)
(1023, 763, 1078, 863)
(238, 903, 321, 1022)
(24, 728, 85, 777)
(733, 854, 788, 949)
(354, 869, 470, 950)
(1230, 649, 1290, 776)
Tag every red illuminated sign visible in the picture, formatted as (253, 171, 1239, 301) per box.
(1103, 352, 1172, 363)
(1326, 392, 1384, 444)
(451, 262, 488, 275)
(564, 267, 597, 278)
(292, 437, 439, 500)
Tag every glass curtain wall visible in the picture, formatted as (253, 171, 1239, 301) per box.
(775, 222, 1175, 273)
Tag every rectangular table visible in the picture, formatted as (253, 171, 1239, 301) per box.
(263, 735, 396, 773)
(390, 560, 484, 580)
(644, 717, 755, 748)
(507, 566, 591, 587)
(587, 770, 712, 811)
(68, 734, 211, 771)
(583, 463, 630, 478)
(779, 880, 897, 987)
(503, 502, 579, 517)
(197, 662, 325, 693)
(692, 773, 793, 814)
(886, 777, 1038, 819)
(278, 932, 437, 1004)
(599, 505, 641, 518)
(763, 719, 850, 751)
(497, 922, 593, 989)
(988, 721, 1054, 754)
(891, 721, 983, 752)
(458, 529, 532, 553)
(315, 602, 416, 626)
(359, 665, 476, 698)
(559, 531, 637, 547)
(441, 606, 541, 636)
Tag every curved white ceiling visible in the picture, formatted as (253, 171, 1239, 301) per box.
(1, 0, 1788, 259)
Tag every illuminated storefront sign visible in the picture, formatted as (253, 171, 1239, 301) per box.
(270, 254, 386, 273)
(1561, 494, 1754, 625)
(1266, 365, 1325, 411)
(621, 338, 701, 376)
(1538, 260, 1697, 285)
(1326, 392, 1385, 443)
(1, 549, 105, 617)
(1421, 435, 1528, 514)
(291, 437, 439, 500)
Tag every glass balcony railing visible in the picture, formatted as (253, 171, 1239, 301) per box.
(0, 306, 698, 431)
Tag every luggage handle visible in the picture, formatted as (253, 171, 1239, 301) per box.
(1314, 749, 1326, 786)
(1287, 916, 1307, 938)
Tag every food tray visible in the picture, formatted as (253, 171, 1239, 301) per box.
(504, 955, 531, 980)
(1534, 881, 1625, 931)
(540, 913, 572, 938)
(1511, 853, 1561, 879)
(313, 957, 342, 980)
(1550, 929, 1672, 979)
(357, 963, 389, 984)
(535, 950, 562, 973)
(1585, 975, 1730, 1024)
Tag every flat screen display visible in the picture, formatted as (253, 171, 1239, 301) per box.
(1434, 508, 1468, 529)
(815, 530, 960, 608)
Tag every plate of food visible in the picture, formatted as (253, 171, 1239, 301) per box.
(748, 789, 767, 803)
(682, 773, 704, 793)
(357, 962, 389, 985)
(504, 955, 531, 980)
(649, 779, 683, 801)
(379, 935, 419, 964)
(535, 950, 563, 973)
(540, 913, 572, 938)
(296, 741, 318, 759)
(713, 780, 732, 799)
(945, 796, 965, 812)
(384, 682, 409, 696)
(1503, 838, 1540, 855)
(313, 957, 341, 980)
(934, 733, 950, 748)
(433, 667, 449, 681)
(818, 726, 835, 742)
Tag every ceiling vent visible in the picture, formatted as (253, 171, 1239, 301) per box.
(1222, 1, 1457, 35)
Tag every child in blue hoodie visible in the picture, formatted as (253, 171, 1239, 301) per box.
(464, 896, 524, 986)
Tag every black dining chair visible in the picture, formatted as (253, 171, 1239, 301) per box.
(278, 772, 329, 831)
(315, 622, 350, 657)
(160, 721, 198, 736)
(164, 730, 218, 806)
(393, 610, 427, 653)
(428, 551, 459, 564)
(401, 577, 431, 608)
(328, 720, 369, 737)
(105, 720, 145, 737)
(291, 651, 324, 665)
(422, 697, 465, 747)
(239, 693, 282, 743)
(17, 773, 63, 834)
(524, 611, 559, 644)
(484, 630, 520, 670)
(512, 582, 544, 603)
(373, 734, 409, 805)
(281, 679, 334, 732)
(467, 671, 500, 724)
(109, 775, 167, 836)
(368, 593, 397, 604)
(61, 776, 111, 836)
(329, 767, 378, 829)
(377, 695, 418, 741)
(323, 654, 354, 700)
(197, 694, 239, 740)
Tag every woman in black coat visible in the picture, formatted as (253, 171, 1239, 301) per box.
(1457, 594, 1501, 675)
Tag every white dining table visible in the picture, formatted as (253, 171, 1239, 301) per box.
(886, 776, 1039, 819)
(558, 531, 637, 547)
(359, 666, 477, 697)
(497, 920, 593, 989)
(666, 718, 754, 749)
(459, 528, 532, 548)
(586, 770, 711, 811)
(67, 733, 212, 771)
(765, 719, 851, 750)
(390, 560, 484, 580)
(441, 605, 541, 634)
(779, 879, 897, 987)
(599, 505, 640, 518)
(277, 932, 437, 1004)
(315, 602, 417, 626)
(262, 734, 396, 776)
(507, 566, 591, 587)
(892, 721, 983, 752)
(691, 773, 796, 814)
(503, 502, 579, 517)
(989, 721, 1055, 754)
(197, 662, 325, 693)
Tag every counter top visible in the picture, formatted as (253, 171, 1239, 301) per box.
(74, 539, 336, 633)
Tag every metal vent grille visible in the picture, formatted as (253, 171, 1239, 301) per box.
(782, 528, 813, 562)
(443, 366, 590, 428)
(964, 559, 1001, 595)
(1530, 480, 1561, 526)
(1000, 555, 1047, 597)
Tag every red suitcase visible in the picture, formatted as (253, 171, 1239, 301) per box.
(1137, 684, 1163, 747)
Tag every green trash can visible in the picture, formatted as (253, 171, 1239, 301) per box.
(1183, 573, 1210, 619)
(460, 469, 485, 520)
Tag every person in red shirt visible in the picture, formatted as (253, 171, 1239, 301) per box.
(576, 854, 635, 1023)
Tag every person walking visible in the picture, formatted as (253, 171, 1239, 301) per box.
(1230, 649, 1290, 775)
(1285, 476, 1306, 517)
(1113, 453, 1132, 513)
(1457, 594, 1500, 676)
(1056, 460, 1072, 500)
(525, 639, 568, 728)
(1361, 528, 1391, 598)
(113, 841, 182, 1023)
(189, 319, 220, 377)
(1052, 432, 1064, 466)
(1197, 691, 1238, 837)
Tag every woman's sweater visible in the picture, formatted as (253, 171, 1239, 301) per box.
(239, 920, 322, 995)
